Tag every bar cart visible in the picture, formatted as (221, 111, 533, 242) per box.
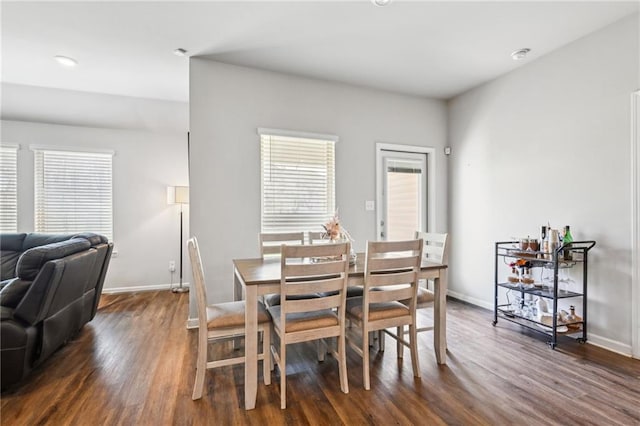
(492, 240, 596, 348)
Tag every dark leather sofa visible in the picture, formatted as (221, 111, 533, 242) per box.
(0, 232, 113, 391)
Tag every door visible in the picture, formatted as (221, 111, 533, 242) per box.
(377, 148, 428, 241)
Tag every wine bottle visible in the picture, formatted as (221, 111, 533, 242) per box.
(563, 225, 573, 261)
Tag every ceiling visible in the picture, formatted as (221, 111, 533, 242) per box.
(2, 1, 638, 103)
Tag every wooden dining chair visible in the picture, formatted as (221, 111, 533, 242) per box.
(309, 230, 365, 302)
(267, 242, 350, 409)
(411, 231, 448, 334)
(345, 239, 423, 390)
(260, 231, 320, 308)
(379, 232, 449, 354)
(260, 232, 305, 257)
(308, 231, 328, 244)
(188, 237, 272, 401)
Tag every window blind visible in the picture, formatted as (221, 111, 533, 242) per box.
(34, 148, 113, 241)
(260, 133, 335, 233)
(385, 159, 424, 241)
(0, 145, 18, 232)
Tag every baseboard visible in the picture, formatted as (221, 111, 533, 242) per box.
(447, 290, 632, 356)
(102, 282, 190, 295)
(586, 333, 633, 357)
(447, 289, 493, 310)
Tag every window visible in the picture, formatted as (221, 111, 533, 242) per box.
(0, 144, 18, 232)
(259, 129, 336, 233)
(33, 147, 114, 241)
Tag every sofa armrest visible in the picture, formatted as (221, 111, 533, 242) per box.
(0, 278, 32, 309)
(12, 262, 61, 325)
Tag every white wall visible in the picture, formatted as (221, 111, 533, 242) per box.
(189, 60, 447, 305)
(1, 84, 190, 292)
(448, 14, 639, 354)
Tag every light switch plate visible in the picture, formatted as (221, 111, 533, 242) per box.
(365, 200, 375, 211)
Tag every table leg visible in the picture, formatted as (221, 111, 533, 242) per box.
(244, 285, 258, 410)
(433, 268, 448, 364)
(233, 269, 244, 350)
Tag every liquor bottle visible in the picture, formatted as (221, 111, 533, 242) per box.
(540, 225, 548, 259)
(547, 227, 559, 260)
(567, 305, 582, 330)
(562, 225, 573, 261)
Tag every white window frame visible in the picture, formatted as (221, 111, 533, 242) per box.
(0, 144, 19, 233)
(258, 128, 338, 234)
(31, 145, 114, 241)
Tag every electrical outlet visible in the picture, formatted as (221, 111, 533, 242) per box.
(169, 261, 176, 272)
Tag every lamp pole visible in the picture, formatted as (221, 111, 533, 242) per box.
(173, 202, 188, 293)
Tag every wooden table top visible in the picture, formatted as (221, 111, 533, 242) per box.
(234, 253, 447, 286)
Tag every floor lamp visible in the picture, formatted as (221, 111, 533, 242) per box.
(167, 186, 189, 293)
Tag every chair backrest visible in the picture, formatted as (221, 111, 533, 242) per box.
(260, 232, 305, 258)
(415, 231, 448, 265)
(187, 237, 208, 329)
(280, 242, 350, 321)
(308, 231, 329, 245)
(364, 239, 424, 309)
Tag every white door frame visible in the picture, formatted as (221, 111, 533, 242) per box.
(375, 143, 436, 241)
(632, 90, 640, 359)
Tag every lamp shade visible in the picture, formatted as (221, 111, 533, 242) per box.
(167, 186, 189, 205)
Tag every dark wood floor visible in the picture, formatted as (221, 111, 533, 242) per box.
(2, 291, 639, 425)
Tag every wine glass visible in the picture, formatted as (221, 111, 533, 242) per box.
(541, 268, 554, 292)
(558, 268, 575, 294)
(512, 295, 523, 316)
(527, 298, 538, 319)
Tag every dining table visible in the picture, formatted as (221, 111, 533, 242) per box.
(233, 253, 448, 410)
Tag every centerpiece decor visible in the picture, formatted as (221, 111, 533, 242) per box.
(321, 210, 357, 264)
(322, 210, 353, 242)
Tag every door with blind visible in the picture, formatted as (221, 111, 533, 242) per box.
(378, 148, 427, 241)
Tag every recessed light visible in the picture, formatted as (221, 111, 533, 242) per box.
(54, 55, 78, 67)
(511, 48, 531, 61)
(372, 0, 392, 6)
(173, 48, 188, 57)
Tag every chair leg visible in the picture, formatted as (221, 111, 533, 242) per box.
(280, 342, 287, 409)
(362, 326, 370, 391)
(192, 332, 207, 400)
(270, 324, 275, 371)
(317, 339, 326, 362)
(338, 333, 349, 394)
(409, 324, 421, 379)
(262, 325, 271, 386)
(378, 330, 385, 351)
(397, 326, 403, 359)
